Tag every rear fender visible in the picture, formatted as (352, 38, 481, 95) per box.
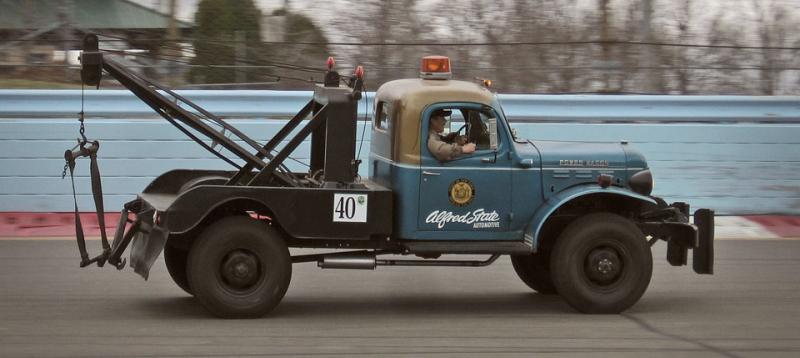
(142, 169, 232, 195)
(166, 191, 272, 235)
(524, 185, 657, 250)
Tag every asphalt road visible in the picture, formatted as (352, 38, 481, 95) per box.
(1, 239, 799, 358)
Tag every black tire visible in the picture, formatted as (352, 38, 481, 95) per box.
(550, 213, 652, 314)
(164, 240, 193, 295)
(510, 252, 557, 294)
(188, 216, 291, 318)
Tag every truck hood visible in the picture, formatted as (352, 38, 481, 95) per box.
(530, 140, 628, 169)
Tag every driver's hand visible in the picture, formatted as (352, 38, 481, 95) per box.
(461, 143, 476, 154)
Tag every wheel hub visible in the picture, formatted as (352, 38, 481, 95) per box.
(584, 247, 623, 285)
(598, 258, 614, 274)
(221, 249, 260, 290)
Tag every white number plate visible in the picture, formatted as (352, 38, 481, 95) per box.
(332, 193, 368, 223)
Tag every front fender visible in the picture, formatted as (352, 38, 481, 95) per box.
(524, 185, 657, 250)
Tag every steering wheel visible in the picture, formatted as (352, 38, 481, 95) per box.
(453, 123, 467, 136)
(443, 123, 467, 143)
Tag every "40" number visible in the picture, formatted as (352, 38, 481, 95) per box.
(335, 196, 357, 220)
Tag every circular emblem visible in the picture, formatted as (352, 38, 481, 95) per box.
(448, 178, 475, 207)
(357, 196, 365, 205)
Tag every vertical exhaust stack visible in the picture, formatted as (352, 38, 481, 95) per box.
(80, 34, 103, 88)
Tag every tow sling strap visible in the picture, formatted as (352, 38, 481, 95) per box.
(64, 137, 110, 267)
(62, 82, 111, 267)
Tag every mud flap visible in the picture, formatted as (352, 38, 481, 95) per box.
(129, 224, 168, 280)
(692, 209, 714, 274)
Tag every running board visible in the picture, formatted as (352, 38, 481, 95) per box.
(291, 250, 500, 270)
(401, 240, 534, 255)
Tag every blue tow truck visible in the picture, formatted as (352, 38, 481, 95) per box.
(69, 35, 713, 318)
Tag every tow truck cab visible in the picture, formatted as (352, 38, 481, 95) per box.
(370, 58, 674, 246)
(368, 56, 713, 295)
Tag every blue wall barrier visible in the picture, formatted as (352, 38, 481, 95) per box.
(1, 90, 799, 215)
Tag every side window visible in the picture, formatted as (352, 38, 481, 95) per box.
(375, 101, 391, 132)
(427, 106, 501, 162)
(448, 108, 497, 151)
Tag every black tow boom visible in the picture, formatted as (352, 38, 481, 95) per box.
(66, 34, 365, 277)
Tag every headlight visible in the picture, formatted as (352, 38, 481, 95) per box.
(629, 169, 653, 196)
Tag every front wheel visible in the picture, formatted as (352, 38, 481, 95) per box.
(188, 216, 291, 318)
(510, 252, 557, 294)
(550, 213, 652, 314)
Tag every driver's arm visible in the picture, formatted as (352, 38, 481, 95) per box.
(442, 132, 466, 145)
(428, 132, 475, 161)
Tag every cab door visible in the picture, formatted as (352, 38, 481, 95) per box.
(417, 104, 512, 239)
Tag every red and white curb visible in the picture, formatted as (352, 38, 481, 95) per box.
(713, 216, 782, 240)
(731, 216, 800, 239)
(0, 212, 798, 240)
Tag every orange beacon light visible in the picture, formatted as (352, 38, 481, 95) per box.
(420, 56, 452, 80)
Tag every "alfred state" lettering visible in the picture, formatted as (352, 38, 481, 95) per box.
(425, 209, 500, 229)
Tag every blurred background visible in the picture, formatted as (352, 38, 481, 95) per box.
(0, 0, 799, 224)
(3, 3, 800, 351)
(1, 0, 799, 94)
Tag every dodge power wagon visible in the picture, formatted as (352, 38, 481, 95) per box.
(67, 35, 713, 318)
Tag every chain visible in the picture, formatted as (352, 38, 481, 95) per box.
(64, 83, 87, 179)
(79, 114, 86, 143)
(78, 82, 87, 143)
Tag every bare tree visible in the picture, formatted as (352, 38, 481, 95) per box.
(672, 0, 692, 94)
(313, 0, 800, 94)
(751, 0, 796, 95)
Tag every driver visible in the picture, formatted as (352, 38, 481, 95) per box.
(427, 109, 476, 161)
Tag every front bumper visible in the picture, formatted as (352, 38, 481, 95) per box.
(639, 205, 715, 275)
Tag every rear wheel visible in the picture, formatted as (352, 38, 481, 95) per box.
(188, 216, 291, 318)
(164, 240, 192, 295)
(550, 213, 652, 314)
(510, 251, 557, 294)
